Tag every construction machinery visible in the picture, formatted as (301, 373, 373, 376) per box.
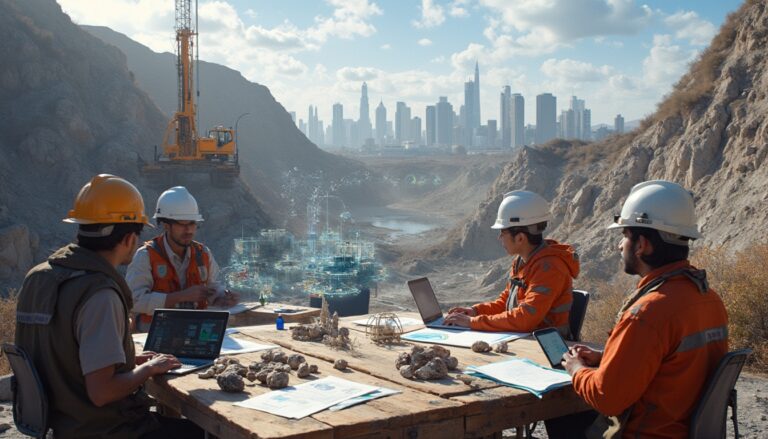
(141, 0, 239, 188)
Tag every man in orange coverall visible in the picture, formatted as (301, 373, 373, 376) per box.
(444, 190, 579, 336)
(546, 180, 729, 438)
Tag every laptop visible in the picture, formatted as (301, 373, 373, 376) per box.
(407, 277, 464, 330)
(143, 309, 230, 375)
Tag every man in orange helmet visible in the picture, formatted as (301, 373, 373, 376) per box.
(127, 186, 238, 332)
(15, 175, 203, 439)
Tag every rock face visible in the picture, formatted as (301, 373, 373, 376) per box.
(430, 1, 768, 281)
(0, 0, 270, 288)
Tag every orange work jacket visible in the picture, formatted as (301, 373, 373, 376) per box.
(572, 260, 728, 438)
(470, 239, 580, 334)
(138, 234, 211, 324)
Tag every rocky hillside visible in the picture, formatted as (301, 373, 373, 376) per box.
(0, 0, 270, 289)
(427, 0, 768, 281)
(83, 25, 384, 225)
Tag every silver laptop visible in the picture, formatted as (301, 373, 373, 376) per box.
(407, 277, 465, 330)
(143, 309, 229, 375)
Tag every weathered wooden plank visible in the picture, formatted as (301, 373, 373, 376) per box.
(229, 303, 320, 327)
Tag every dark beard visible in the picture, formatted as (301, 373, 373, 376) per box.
(623, 251, 640, 275)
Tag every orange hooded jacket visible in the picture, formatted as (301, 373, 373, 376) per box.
(470, 239, 579, 334)
(572, 260, 728, 438)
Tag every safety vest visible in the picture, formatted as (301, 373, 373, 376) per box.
(138, 234, 211, 324)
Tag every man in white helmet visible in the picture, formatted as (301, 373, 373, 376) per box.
(126, 186, 238, 332)
(547, 180, 728, 438)
(444, 190, 580, 336)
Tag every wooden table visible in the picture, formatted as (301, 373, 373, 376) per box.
(145, 313, 591, 438)
(227, 302, 321, 327)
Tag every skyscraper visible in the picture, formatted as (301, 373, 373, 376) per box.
(436, 97, 453, 146)
(582, 109, 591, 141)
(332, 103, 345, 147)
(615, 114, 625, 134)
(358, 82, 372, 144)
(395, 102, 411, 144)
(375, 100, 387, 145)
(536, 93, 556, 144)
(426, 105, 436, 146)
(463, 81, 475, 147)
(511, 93, 524, 148)
(473, 62, 481, 129)
(411, 116, 422, 145)
(500, 86, 511, 148)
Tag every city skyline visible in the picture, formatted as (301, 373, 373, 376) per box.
(60, 0, 740, 125)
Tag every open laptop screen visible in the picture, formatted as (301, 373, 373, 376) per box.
(144, 309, 229, 359)
(407, 278, 443, 324)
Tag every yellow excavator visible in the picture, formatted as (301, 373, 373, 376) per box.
(141, 0, 239, 187)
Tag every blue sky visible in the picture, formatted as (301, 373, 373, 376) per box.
(59, 0, 742, 126)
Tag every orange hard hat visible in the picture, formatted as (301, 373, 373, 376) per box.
(63, 174, 152, 226)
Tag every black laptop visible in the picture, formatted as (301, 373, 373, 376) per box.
(407, 277, 464, 330)
(143, 309, 229, 375)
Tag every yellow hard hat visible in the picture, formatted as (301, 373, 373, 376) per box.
(63, 174, 152, 226)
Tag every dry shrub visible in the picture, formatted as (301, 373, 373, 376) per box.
(691, 244, 768, 372)
(580, 276, 635, 346)
(0, 289, 18, 375)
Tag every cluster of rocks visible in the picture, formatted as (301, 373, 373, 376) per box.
(198, 350, 320, 392)
(470, 340, 508, 353)
(290, 297, 352, 350)
(395, 345, 459, 380)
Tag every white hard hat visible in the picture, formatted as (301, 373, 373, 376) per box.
(491, 190, 552, 231)
(154, 186, 204, 222)
(608, 180, 700, 245)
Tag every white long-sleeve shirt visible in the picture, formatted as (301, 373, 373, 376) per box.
(126, 233, 224, 317)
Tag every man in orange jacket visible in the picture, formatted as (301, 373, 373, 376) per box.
(126, 186, 238, 332)
(547, 180, 729, 438)
(444, 190, 579, 336)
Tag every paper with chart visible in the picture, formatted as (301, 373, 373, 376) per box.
(352, 317, 423, 327)
(466, 358, 572, 398)
(235, 376, 381, 419)
(401, 327, 528, 348)
(132, 332, 276, 355)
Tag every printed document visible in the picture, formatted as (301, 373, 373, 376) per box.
(467, 358, 572, 398)
(235, 376, 380, 419)
(352, 317, 424, 327)
(401, 327, 528, 348)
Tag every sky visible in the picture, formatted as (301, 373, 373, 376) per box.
(58, 0, 742, 127)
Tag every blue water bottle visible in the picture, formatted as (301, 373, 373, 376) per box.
(276, 314, 284, 330)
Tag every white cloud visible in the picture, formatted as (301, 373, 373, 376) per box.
(478, 0, 653, 55)
(642, 34, 695, 86)
(245, 9, 258, 19)
(418, 38, 433, 46)
(337, 66, 381, 81)
(309, 0, 383, 42)
(541, 58, 614, 83)
(413, 0, 445, 29)
(430, 55, 446, 63)
(665, 11, 717, 46)
(380, 43, 391, 50)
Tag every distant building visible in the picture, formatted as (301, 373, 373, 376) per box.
(463, 81, 475, 147)
(524, 124, 536, 146)
(289, 111, 296, 124)
(500, 86, 511, 148)
(358, 82, 372, 145)
(487, 120, 497, 148)
(582, 109, 591, 141)
(332, 103, 345, 147)
(511, 93, 525, 148)
(615, 114, 625, 134)
(536, 93, 557, 144)
(425, 105, 436, 146)
(411, 116, 422, 145)
(375, 101, 387, 146)
(395, 102, 411, 145)
(436, 96, 454, 146)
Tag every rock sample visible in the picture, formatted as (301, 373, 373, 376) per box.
(396, 346, 458, 380)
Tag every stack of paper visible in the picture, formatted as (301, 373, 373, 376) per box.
(401, 327, 528, 348)
(235, 376, 399, 418)
(466, 358, 572, 398)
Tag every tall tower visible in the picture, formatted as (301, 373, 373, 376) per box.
(375, 100, 387, 146)
(436, 97, 454, 146)
(535, 93, 556, 145)
(358, 82, 372, 144)
(332, 103, 345, 147)
(464, 81, 475, 147)
(511, 93, 524, 148)
(473, 61, 481, 129)
(500, 86, 511, 148)
(426, 105, 436, 146)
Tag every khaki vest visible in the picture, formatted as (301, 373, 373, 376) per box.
(15, 244, 159, 439)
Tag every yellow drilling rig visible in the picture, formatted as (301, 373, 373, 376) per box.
(141, 0, 239, 187)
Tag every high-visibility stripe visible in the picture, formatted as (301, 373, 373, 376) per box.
(532, 285, 551, 294)
(675, 326, 728, 354)
(522, 304, 537, 315)
(550, 301, 572, 313)
(17, 311, 52, 325)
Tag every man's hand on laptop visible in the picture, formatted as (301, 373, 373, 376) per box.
(135, 351, 157, 365)
(143, 354, 182, 375)
(447, 306, 477, 317)
(443, 312, 471, 327)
